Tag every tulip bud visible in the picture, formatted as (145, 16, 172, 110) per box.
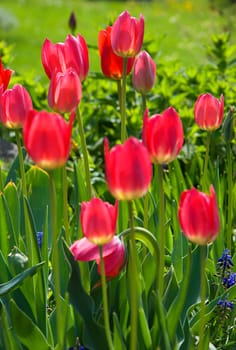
(68, 11, 77, 34)
(104, 137, 152, 200)
(178, 185, 220, 245)
(0, 84, 33, 129)
(8, 248, 28, 275)
(80, 198, 118, 245)
(194, 93, 224, 130)
(222, 106, 235, 144)
(48, 69, 82, 113)
(23, 109, 74, 169)
(142, 107, 184, 164)
(132, 51, 156, 94)
(111, 10, 144, 57)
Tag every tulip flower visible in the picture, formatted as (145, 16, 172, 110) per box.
(48, 69, 82, 113)
(142, 107, 184, 164)
(80, 198, 118, 245)
(194, 93, 224, 130)
(111, 10, 144, 58)
(42, 33, 89, 82)
(23, 109, 74, 169)
(98, 26, 134, 80)
(0, 58, 13, 91)
(70, 236, 126, 277)
(104, 137, 152, 200)
(0, 84, 33, 129)
(132, 51, 156, 94)
(178, 185, 220, 245)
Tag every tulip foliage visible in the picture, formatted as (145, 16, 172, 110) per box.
(0, 9, 236, 350)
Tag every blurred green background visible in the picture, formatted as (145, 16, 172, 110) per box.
(0, 0, 236, 78)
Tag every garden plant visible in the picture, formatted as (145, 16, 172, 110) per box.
(0, 6, 236, 350)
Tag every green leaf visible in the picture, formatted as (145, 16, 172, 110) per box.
(10, 299, 52, 350)
(0, 192, 11, 257)
(138, 307, 153, 350)
(113, 312, 126, 350)
(3, 181, 20, 245)
(0, 262, 44, 296)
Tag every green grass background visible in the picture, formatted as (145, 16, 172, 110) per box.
(0, 0, 236, 79)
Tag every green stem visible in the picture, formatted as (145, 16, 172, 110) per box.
(143, 192, 149, 229)
(141, 93, 147, 114)
(226, 143, 232, 251)
(128, 200, 139, 350)
(15, 130, 27, 197)
(49, 171, 62, 348)
(76, 107, 92, 199)
(202, 132, 211, 191)
(117, 79, 122, 112)
(198, 245, 207, 350)
(62, 165, 70, 244)
(121, 57, 128, 143)
(99, 245, 114, 350)
(157, 164, 165, 296)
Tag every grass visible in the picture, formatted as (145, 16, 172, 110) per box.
(0, 0, 236, 79)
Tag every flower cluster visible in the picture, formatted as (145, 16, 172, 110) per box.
(217, 249, 235, 310)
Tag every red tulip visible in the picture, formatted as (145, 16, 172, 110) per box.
(70, 236, 126, 277)
(111, 10, 144, 58)
(98, 26, 134, 80)
(65, 34, 89, 82)
(41, 34, 89, 82)
(104, 137, 152, 200)
(48, 69, 82, 113)
(23, 109, 74, 169)
(0, 58, 13, 91)
(142, 108, 184, 164)
(80, 198, 118, 245)
(178, 185, 220, 245)
(0, 84, 32, 129)
(194, 93, 224, 130)
(132, 51, 156, 94)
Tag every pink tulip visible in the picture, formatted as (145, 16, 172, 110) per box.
(132, 51, 156, 94)
(70, 236, 126, 277)
(178, 185, 220, 245)
(104, 137, 152, 200)
(111, 10, 144, 57)
(142, 108, 184, 164)
(194, 93, 224, 130)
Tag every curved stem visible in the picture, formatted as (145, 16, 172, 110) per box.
(226, 143, 232, 251)
(49, 171, 62, 348)
(99, 245, 114, 350)
(157, 164, 165, 296)
(128, 200, 139, 350)
(202, 131, 211, 191)
(121, 57, 128, 143)
(62, 165, 70, 244)
(76, 107, 92, 199)
(198, 245, 207, 350)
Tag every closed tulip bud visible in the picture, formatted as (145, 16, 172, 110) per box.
(70, 236, 126, 277)
(104, 137, 152, 200)
(65, 34, 89, 82)
(132, 51, 156, 94)
(68, 11, 77, 33)
(142, 108, 184, 164)
(48, 69, 82, 113)
(194, 93, 224, 130)
(111, 10, 144, 58)
(80, 198, 118, 245)
(178, 185, 220, 245)
(0, 58, 13, 91)
(98, 26, 134, 80)
(23, 109, 74, 169)
(0, 84, 33, 129)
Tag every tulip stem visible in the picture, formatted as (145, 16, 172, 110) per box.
(16, 130, 33, 265)
(202, 131, 211, 191)
(62, 165, 70, 244)
(141, 93, 147, 114)
(99, 245, 114, 350)
(128, 200, 139, 350)
(76, 107, 92, 199)
(49, 171, 62, 348)
(226, 143, 233, 251)
(121, 57, 128, 142)
(198, 245, 207, 350)
(157, 164, 165, 296)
